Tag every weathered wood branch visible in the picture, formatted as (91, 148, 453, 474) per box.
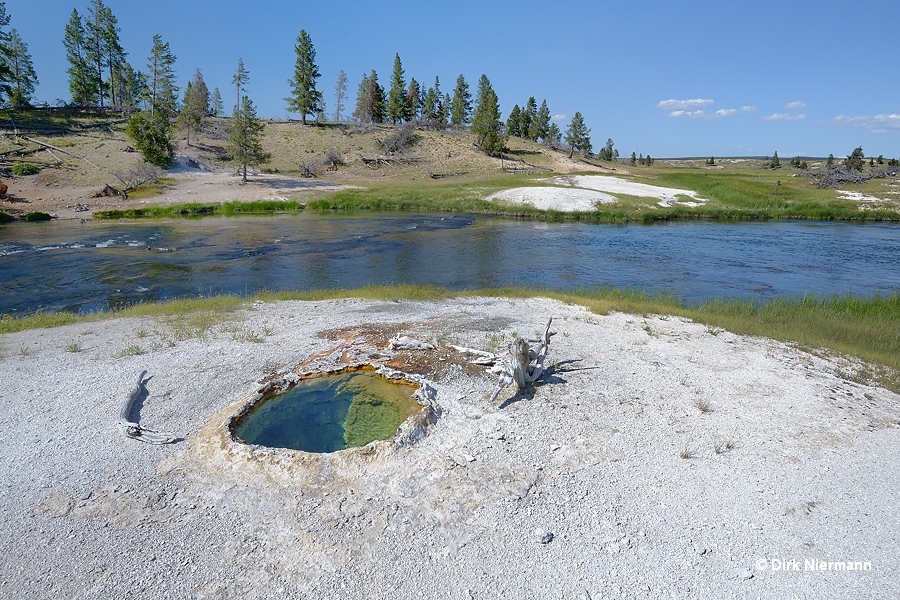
(489, 318, 555, 402)
(117, 370, 178, 444)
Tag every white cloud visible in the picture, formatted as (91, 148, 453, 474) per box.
(833, 113, 900, 131)
(785, 101, 806, 110)
(762, 113, 807, 121)
(551, 114, 567, 121)
(659, 99, 754, 119)
(668, 110, 708, 119)
(657, 98, 713, 111)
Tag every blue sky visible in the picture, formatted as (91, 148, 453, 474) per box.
(6, 0, 900, 158)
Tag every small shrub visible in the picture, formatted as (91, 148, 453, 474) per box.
(22, 212, 53, 222)
(694, 397, 712, 413)
(380, 122, 418, 153)
(680, 441, 693, 459)
(713, 436, 735, 454)
(0, 211, 13, 223)
(115, 345, 145, 357)
(66, 342, 82, 353)
(12, 162, 41, 176)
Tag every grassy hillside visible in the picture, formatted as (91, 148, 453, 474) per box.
(2, 108, 899, 221)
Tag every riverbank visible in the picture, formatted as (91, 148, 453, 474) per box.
(1, 296, 898, 598)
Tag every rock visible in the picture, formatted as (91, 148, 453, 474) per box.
(534, 528, 554, 544)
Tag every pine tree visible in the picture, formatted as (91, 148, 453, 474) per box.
(369, 71, 385, 123)
(406, 77, 420, 121)
(0, 3, 10, 102)
(4, 28, 37, 107)
(630, 152, 637, 166)
(228, 95, 270, 182)
(844, 147, 865, 171)
(178, 68, 209, 146)
(145, 34, 177, 118)
(210, 87, 224, 117)
(353, 70, 384, 124)
(440, 92, 451, 128)
(64, 9, 95, 105)
(471, 74, 505, 156)
(826, 153, 835, 168)
(83, 0, 125, 108)
(353, 72, 370, 122)
(506, 104, 521, 137)
(520, 96, 536, 141)
(84, 0, 106, 106)
(422, 86, 439, 124)
(110, 61, 138, 113)
(232, 58, 249, 114)
(387, 54, 409, 124)
(432, 77, 442, 120)
(285, 29, 322, 125)
(598, 138, 615, 161)
(95, 1, 126, 108)
(564, 112, 591, 158)
(125, 34, 178, 167)
(532, 99, 550, 141)
(545, 123, 561, 150)
(333, 69, 347, 122)
(450, 74, 471, 129)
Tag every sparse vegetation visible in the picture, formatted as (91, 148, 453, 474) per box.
(115, 345, 145, 357)
(694, 396, 712, 413)
(11, 162, 41, 176)
(66, 342, 82, 353)
(713, 434, 736, 454)
(1, 287, 898, 393)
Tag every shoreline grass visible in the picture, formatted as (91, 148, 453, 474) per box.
(2, 286, 897, 393)
(89, 179, 900, 223)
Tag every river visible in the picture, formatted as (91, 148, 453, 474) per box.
(2, 213, 899, 315)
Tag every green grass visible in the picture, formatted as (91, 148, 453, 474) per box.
(655, 171, 900, 221)
(2, 286, 897, 392)
(93, 199, 305, 219)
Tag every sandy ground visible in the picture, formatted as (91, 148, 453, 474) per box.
(488, 175, 706, 211)
(1, 297, 898, 599)
(0, 156, 352, 221)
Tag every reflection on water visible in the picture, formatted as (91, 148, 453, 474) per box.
(1, 213, 899, 314)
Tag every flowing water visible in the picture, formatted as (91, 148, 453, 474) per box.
(2, 213, 899, 314)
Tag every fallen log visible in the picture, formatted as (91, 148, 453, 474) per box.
(117, 370, 178, 444)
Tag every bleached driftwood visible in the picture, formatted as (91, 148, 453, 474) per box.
(117, 370, 178, 444)
(389, 335, 435, 351)
(448, 345, 498, 365)
(489, 318, 555, 403)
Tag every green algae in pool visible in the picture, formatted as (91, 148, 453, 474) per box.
(233, 371, 421, 453)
